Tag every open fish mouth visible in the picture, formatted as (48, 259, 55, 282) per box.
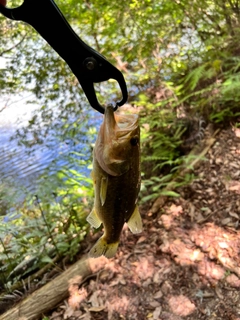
(94, 105, 140, 176)
(104, 105, 139, 139)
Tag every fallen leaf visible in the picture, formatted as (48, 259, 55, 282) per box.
(168, 295, 196, 316)
(149, 300, 161, 308)
(137, 236, 147, 243)
(153, 306, 162, 319)
(161, 214, 174, 230)
(227, 180, 240, 194)
(233, 127, 240, 138)
(226, 274, 240, 288)
(88, 306, 106, 312)
(167, 204, 183, 216)
(63, 306, 75, 319)
(153, 291, 163, 299)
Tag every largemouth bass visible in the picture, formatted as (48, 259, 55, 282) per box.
(87, 105, 142, 258)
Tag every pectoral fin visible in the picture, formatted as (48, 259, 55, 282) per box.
(91, 170, 95, 182)
(127, 205, 142, 234)
(86, 208, 102, 229)
(100, 176, 108, 206)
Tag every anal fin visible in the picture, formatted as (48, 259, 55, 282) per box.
(86, 208, 102, 229)
(127, 205, 142, 234)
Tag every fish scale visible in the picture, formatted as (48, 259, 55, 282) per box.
(87, 105, 142, 258)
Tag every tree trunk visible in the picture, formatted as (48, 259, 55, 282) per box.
(0, 256, 108, 320)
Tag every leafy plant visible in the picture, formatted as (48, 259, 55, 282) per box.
(0, 152, 94, 286)
(1, 0, 240, 293)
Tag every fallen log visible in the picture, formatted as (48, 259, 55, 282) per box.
(0, 256, 108, 320)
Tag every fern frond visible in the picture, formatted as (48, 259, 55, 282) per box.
(183, 63, 209, 91)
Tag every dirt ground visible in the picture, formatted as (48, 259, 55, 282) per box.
(2, 124, 240, 320)
(43, 124, 240, 320)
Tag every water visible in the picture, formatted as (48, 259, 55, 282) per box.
(0, 95, 102, 200)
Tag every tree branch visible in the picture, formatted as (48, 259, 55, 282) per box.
(228, 0, 240, 17)
(0, 34, 27, 57)
(217, 0, 235, 36)
(0, 256, 107, 320)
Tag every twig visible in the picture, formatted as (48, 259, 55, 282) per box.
(0, 34, 27, 57)
(0, 253, 62, 300)
(35, 195, 60, 257)
(0, 256, 108, 320)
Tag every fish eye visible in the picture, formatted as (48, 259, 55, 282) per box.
(130, 136, 139, 146)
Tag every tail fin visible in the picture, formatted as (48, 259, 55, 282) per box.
(89, 236, 119, 259)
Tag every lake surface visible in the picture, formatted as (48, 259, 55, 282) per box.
(0, 96, 102, 201)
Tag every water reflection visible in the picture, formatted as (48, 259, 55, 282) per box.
(0, 98, 101, 199)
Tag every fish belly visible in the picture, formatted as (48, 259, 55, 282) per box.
(87, 156, 142, 258)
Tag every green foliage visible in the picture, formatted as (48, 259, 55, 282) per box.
(137, 84, 198, 203)
(174, 55, 240, 124)
(136, 0, 240, 205)
(0, 154, 93, 285)
(2, 0, 240, 130)
(1, 0, 240, 289)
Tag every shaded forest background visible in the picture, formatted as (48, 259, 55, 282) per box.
(1, 0, 240, 316)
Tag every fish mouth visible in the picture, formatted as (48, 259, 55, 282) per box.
(94, 105, 139, 176)
(104, 105, 139, 139)
(103, 105, 117, 138)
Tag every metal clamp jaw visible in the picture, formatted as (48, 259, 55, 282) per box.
(0, 0, 128, 113)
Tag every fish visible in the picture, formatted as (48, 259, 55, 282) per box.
(87, 104, 142, 258)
